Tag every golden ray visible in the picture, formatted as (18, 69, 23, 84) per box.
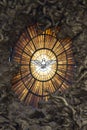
(12, 25, 74, 107)
(44, 35, 57, 49)
(32, 35, 45, 49)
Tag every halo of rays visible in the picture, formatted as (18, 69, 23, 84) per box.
(30, 48, 57, 82)
(12, 25, 74, 107)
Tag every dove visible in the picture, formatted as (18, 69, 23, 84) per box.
(31, 58, 56, 69)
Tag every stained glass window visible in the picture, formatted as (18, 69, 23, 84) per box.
(12, 25, 74, 107)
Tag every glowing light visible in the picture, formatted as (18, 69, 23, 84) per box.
(12, 25, 74, 107)
(30, 49, 57, 81)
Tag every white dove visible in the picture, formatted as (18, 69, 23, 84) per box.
(31, 58, 56, 69)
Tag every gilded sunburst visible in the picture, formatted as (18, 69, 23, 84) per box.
(12, 25, 74, 107)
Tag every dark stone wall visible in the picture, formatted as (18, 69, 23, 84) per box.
(0, 0, 87, 129)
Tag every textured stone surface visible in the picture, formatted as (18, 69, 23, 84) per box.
(0, 0, 87, 130)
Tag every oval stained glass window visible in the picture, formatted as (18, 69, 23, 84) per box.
(12, 25, 74, 107)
